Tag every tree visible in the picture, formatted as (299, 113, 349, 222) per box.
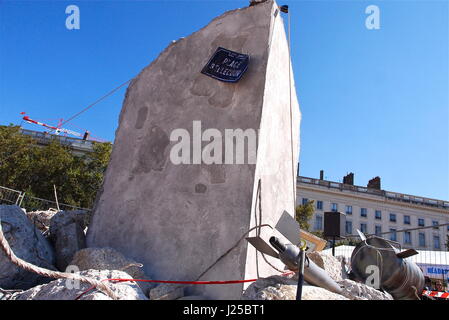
(0, 125, 112, 209)
(0, 124, 36, 186)
(446, 234, 449, 252)
(73, 142, 112, 207)
(295, 200, 315, 231)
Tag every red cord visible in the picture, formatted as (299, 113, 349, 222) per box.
(74, 272, 295, 300)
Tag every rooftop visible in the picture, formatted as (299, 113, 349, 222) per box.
(297, 176, 449, 211)
(20, 128, 96, 154)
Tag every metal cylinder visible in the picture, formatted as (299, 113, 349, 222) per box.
(269, 236, 298, 271)
(269, 237, 343, 295)
(350, 237, 424, 300)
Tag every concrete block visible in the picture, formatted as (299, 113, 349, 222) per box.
(87, 0, 301, 299)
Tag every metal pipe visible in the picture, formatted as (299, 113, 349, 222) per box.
(269, 237, 343, 295)
(296, 248, 305, 300)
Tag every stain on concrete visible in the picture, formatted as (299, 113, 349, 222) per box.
(190, 75, 236, 109)
(203, 164, 226, 184)
(135, 107, 149, 129)
(135, 125, 169, 173)
(195, 183, 207, 193)
(190, 75, 215, 97)
(210, 34, 248, 54)
(208, 86, 235, 109)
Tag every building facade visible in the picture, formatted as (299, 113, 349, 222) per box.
(20, 128, 96, 156)
(297, 175, 449, 251)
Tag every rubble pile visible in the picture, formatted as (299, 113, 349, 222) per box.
(306, 251, 345, 282)
(69, 247, 155, 296)
(242, 251, 394, 300)
(0, 204, 396, 300)
(9, 270, 148, 300)
(25, 208, 58, 234)
(0, 205, 164, 300)
(338, 279, 393, 300)
(242, 274, 349, 300)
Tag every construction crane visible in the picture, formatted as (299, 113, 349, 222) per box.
(20, 112, 92, 141)
(18, 79, 131, 143)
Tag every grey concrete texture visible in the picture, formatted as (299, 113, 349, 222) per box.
(87, 0, 301, 299)
(49, 210, 89, 271)
(11, 269, 148, 300)
(69, 247, 155, 296)
(0, 205, 55, 289)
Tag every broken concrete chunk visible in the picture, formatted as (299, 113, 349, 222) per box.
(25, 208, 59, 234)
(338, 279, 394, 300)
(301, 285, 349, 300)
(306, 251, 344, 282)
(49, 210, 90, 271)
(0, 205, 55, 290)
(69, 247, 155, 296)
(177, 295, 209, 300)
(149, 283, 186, 300)
(242, 275, 348, 300)
(10, 269, 148, 300)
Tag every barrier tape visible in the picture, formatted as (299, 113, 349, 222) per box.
(422, 290, 449, 299)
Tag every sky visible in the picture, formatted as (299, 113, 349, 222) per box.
(0, 0, 448, 200)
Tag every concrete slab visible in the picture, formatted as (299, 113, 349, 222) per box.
(87, 0, 301, 299)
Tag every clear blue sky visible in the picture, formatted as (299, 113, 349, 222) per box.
(0, 0, 448, 200)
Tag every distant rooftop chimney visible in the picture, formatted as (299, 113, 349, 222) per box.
(320, 170, 324, 180)
(367, 176, 381, 190)
(343, 172, 354, 185)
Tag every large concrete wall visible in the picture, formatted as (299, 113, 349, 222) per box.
(87, 0, 300, 299)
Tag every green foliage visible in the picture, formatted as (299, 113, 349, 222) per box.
(295, 200, 315, 231)
(335, 238, 359, 247)
(0, 125, 112, 208)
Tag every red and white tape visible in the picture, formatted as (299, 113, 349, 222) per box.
(422, 290, 449, 299)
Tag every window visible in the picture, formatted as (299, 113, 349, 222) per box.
(404, 215, 410, 225)
(419, 233, 426, 247)
(360, 208, 367, 218)
(375, 210, 382, 220)
(345, 205, 352, 215)
(346, 221, 353, 235)
(390, 213, 397, 222)
(432, 221, 439, 230)
(375, 225, 382, 236)
(418, 218, 425, 227)
(360, 223, 368, 234)
(404, 231, 412, 244)
(302, 198, 308, 205)
(331, 203, 338, 212)
(315, 215, 323, 230)
(316, 201, 323, 210)
(390, 228, 397, 241)
(433, 235, 441, 249)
